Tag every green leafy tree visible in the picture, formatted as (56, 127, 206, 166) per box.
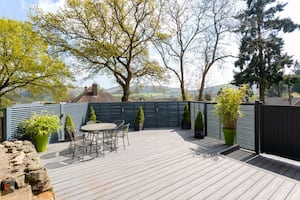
(0, 18, 73, 107)
(233, 0, 299, 103)
(291, 61, 300, 93)
(31, 0, 165, 102)
(283, 74, 300, 105)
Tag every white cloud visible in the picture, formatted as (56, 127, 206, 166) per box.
(37, 0, 65, 13)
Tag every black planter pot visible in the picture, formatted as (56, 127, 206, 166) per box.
(134, 123, 144, 131)
(194, 130, 204, 139)
(181, 122, 191, 130)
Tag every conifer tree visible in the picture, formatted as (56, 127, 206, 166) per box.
(233, 0, 299, 103)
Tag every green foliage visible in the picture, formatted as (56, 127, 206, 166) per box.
(64, 114, 75, 133)
(0, 19, 73, 107)
(194, 111, 204, 131)
(233, 0, 298, 103)
(31, 0, 165, 102)
(214, 85, 247, 129)
(22, 111, 60, 136)
(89, 106, 97, 122)
(135, 106, 145, 124)
(181, 104, 191, 129)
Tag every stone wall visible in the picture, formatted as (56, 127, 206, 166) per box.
(0, 140, 55, 200)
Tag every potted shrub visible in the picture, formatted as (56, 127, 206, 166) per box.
(181, 104, 191, 129)
(134, 106, 145, 131)
(22, 111, 60, 152)
(87, 106, 97, 123)
(214, 85, 247, 145)
(64, 114, 75, 141)
(194, 111, 204, 139)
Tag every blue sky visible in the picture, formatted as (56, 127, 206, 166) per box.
(1, 0, 300, 89)
(0, 0, 37, 20)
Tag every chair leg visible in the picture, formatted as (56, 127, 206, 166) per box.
(123, 137, 125, 150)
(127, 134, 130, 145)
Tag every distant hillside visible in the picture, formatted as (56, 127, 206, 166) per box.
(107, 84, 234, 99)
(69, 84, 241, 101)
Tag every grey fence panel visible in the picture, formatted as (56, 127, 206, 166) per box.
(5, 104, 61, 141)
(157, 102, 169, 127)
(206, 104, 221, 140)
(237, 104, 255, 150)
(168, 102, 181, 127)
(122, 103, 135, 126)
(62, 103, 88, 141)
(144, 103, 157, 127)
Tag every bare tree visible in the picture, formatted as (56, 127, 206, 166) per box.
(197, 0, 237, 101)
(153, 0, 208, 100)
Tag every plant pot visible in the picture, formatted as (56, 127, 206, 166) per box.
(134, 123, 144, 131)
(222, 128, 236, 145)
(181, 122, 191, 130)
(194, 130, 204, 139)
(32, 134, 50, 152)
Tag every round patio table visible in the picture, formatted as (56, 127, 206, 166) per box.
(81, 123, 116, 132)
(80, 123, 117, 156)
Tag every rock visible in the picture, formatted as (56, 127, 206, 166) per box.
(1, 185, 33, 200)
(23, 140, 32, 145)
(33, 191, 55, 200)
(3, 141, 14, 148)
(26, 161, 43, 171)
(12, 151, 25, 165)
(26, 168, 51, 194)
(14, 174, 26, 189)
(26, 152, 39, 160)
(23, 146, 35, 153)
(7, 147, 17, 154)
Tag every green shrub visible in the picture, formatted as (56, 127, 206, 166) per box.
(22, 111, 60, 136)
(89, 106, 97, 121)
(194, 111, 204, 131)
(135, 106, 145, 124)
(64, 114, 75, 133)
(214, 85, 247, 129)
(181, 104, 191, 129)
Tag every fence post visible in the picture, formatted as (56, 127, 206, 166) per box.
(204, 103, 207, 136)
(254, 101, 261, 155)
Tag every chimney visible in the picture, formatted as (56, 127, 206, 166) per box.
(92, 83, 98, 96)
(84, 86, 88, 92)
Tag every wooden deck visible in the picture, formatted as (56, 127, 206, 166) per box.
(41, 129, 300, 200)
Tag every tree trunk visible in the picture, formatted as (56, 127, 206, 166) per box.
(198, 71, 207, 101)
(180, 54, 186, 100)
(288, 85, 292, 105)
(259, 83, 265, 103)
(121, 83, 130, 102)
(181, 80, 186, 100)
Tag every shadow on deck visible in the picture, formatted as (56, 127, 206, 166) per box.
(223, 147, 300, 182)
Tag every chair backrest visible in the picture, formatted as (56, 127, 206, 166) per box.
(122, 123, 130, 132)
(122, 123, 130, 135)
(113, 120, 125, 128)
(66, 126, 75, 142)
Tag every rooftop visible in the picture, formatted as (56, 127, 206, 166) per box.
(40, 129, 300, 200)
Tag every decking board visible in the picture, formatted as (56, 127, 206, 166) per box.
(40, 129, 300, 200)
